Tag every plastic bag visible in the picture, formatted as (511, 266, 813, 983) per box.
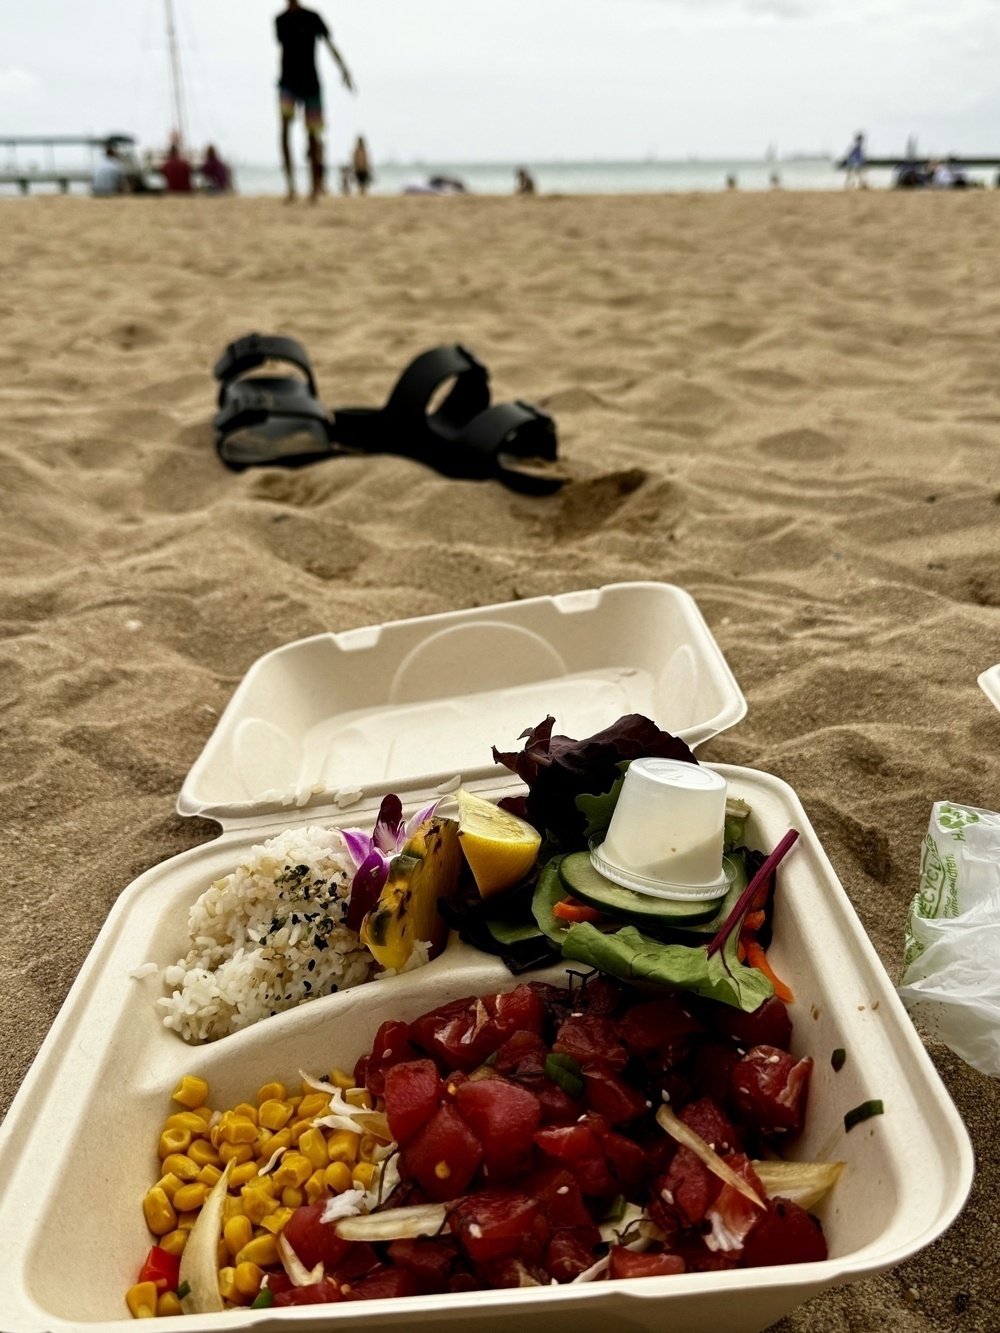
(897, 801, 1000, 1077)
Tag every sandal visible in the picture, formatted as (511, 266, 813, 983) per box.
(213, 335, 569, 494)
(331, 344, 567, 495)
(213, 333, 346, 471)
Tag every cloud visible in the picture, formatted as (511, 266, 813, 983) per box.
(0, 68, 40, 102)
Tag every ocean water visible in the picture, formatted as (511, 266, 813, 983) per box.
(236, 157, 879, 197)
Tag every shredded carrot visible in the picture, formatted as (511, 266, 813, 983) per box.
(745, 940, 794, 1004)
(736, 935, 747, 963)
(552, 898, 602, 924)
(743, 910, 766, 932)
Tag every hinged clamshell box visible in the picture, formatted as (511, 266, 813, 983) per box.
(0, 583, 972, 1333)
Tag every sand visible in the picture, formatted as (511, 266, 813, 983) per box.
(2, 190, 999, 1330)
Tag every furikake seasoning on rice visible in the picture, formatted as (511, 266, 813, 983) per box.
(158, 826, 374, 1042)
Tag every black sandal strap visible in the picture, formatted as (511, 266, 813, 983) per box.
(214, 377, 335, 471)
(331, 344, 490, 453)
(455, 400, 563, 493)
(213, 333, 318, 403)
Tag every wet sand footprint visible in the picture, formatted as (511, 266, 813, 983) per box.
(757, 428, 844, 463)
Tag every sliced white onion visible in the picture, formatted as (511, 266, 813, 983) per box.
(751, 1159, 844, 1210)
(277, 1232, 325, 1287)
(333, 1202, 450, 1242)
(258, 1144, 289, 1176)
(656, 1105, 765, 1211)
(179, 1160, 233, 1314)
(572, 1256, 610, 1284)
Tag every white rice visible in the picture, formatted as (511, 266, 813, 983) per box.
(158, 825, 374, 1043)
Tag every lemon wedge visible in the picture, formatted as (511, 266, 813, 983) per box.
(456, 789, 542, 899)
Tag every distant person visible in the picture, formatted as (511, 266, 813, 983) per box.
(769, 170, 782, 189)
(201, 144, 232, 194)
(352, 135, 372, 194)
(515, 166, 536, 195)
(843, 132, 867, 189)
(91, 140, 127, 196)
(275, 0, 354, 203)
(725, 172, 738, 190)
(161, 142, 193, 193)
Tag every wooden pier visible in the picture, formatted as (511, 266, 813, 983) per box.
(0, 135, 136, 194)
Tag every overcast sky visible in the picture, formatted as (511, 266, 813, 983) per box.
(2, 0, 998, 166)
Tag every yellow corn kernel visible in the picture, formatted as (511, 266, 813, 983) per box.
(153, 1173, 184, 1203)
(218, 1267, 239, 1304)
(304, 1170, 328, 1204)
(234, 1262, 265, 1298)
(233, 1102, 259, 1126)
(142, 1187, 177, 1237)
(298, 1093, 331, 1120)
(172, 1182, 210, 1213)
(229, 1161, 260, 1189)
(156, 1291, 184, 1318)
(264, 1128, 293, 1155)
(198, 1164, 223, 1188)
(345, 1088, 373, 1111)
(159, 1228, 188, 1258)
(162, 1153, 200, 1183)
(257, 1081, 287, 1104)
(217, 1111, 258, 1146)
(287, 1096, 302, 1112)
(281, 1187, 304, 1209)
(352, 1162, 375, 1190)
(224, 1215, 254, 1255)
(191, 1105, 215, 1124)
(288, 1120, 314, 1147)
(219, 1141, 254, 1166)
(157, 1128, 191, 1160)
(325, 1130, 360, 1164)
(298, 1127, 329, 1170)
(187, 1139, 222, 1169)
(164, 1111, 209, 1137)
(241, 1187, 278, 1225)
(222, 1196, 246, 1224)
(324, 1161, 353, 1194)
(257, 1099, 293, 1132)
(329, 1068, 355, 1091)
(236, 1235, 279, 1268)
(359, 1133, 379, 1163)
(259, 1207, 293, 1235)
(125, 1281, 158, 1319)
(171, 1075, 209, 1109)
(218, 1238, 231, 1268)
(273, 1152, 313, 1190)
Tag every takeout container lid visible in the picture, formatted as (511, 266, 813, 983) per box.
(176, 582, 747, 826)
(0, 587, 973, 1333)
(978, 664, 1000, 714)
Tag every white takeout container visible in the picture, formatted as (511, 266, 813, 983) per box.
(978, 665, 1000, 715)
(0, 583, 972, 1333)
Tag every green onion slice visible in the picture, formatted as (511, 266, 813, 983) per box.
(844, 1099, 884, 1132)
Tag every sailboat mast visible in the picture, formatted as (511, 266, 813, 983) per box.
(164, 0, 189, 147)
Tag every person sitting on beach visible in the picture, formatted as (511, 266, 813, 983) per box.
(91, 140, 128, 197)
(276, 0, 355, 203)
(161, 143, 193, 193)
(352, 136, 372, 195)
(200, 145, 233, 194)
(843, 132, 867, 189)
(515, 167, 536, 195)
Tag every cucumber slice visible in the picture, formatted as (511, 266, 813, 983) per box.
(559, 851, 725, 926)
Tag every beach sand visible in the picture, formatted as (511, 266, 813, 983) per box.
(2, 190, 999, 1330)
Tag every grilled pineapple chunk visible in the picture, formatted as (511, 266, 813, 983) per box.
(360, 817, 462, 971)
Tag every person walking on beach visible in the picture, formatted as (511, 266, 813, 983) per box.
(843, 132, 867, 189)
(275, 0, 354, 203)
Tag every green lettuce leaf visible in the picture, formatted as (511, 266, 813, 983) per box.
(559, 922, 773, 1012)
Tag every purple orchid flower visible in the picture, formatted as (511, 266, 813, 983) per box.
(342, 794, 440, 933)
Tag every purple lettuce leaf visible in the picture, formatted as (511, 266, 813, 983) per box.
(492, 713, 697, 850)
